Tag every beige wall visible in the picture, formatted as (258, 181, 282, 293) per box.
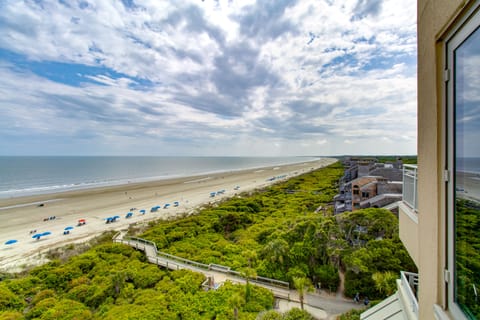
(417, 0, 472, 319)
(399, 203, 419, 267)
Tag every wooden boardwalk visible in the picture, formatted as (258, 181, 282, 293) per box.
(113, 233, 292, 300)
(113, 233, 362, 317)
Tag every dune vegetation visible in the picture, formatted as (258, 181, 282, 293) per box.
(0, 162, 417, 319)
(0, 241, 275, 320)
(140, 162, 416, 299)
(455, 198, 480, 318)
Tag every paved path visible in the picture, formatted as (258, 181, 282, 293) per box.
(113, 233, 362, 319)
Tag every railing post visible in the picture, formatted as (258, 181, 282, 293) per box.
(413, 166, 417, 210)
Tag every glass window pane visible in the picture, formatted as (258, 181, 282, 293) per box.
(454, 25, 480, 319)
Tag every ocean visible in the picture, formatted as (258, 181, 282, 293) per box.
(0, 156, 320, 199)
(457, 157, 480, 174)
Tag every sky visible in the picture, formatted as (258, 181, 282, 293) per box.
(0, 0, 417, 157)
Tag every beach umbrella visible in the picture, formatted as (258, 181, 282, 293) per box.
(113, 215, 120, 219)
(32, 234, 42, 239)
(41, 231, 52, 236)
(139, 209, 146, 214)
(5, 239, 17, 245)
(64, 226, 74, 231)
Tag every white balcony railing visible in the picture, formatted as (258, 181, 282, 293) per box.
(402, 164, 418, 212)
(400, 271, 419, 318)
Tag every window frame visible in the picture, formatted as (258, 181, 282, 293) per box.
(445, 3, 480, 319)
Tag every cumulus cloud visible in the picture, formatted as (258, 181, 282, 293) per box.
(0, 0, 417, 156)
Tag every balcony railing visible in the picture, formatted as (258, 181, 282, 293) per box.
(403, 164, 418, 212)
(400, 271, 419, 318)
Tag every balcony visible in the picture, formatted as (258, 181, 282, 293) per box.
(361, 271, 419, 320)
(399, 164, 419, 266)
(400, 271, 419, 319)
(402, 164, 418, 212)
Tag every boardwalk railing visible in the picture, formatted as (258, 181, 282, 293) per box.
(113, 234, 290, 290)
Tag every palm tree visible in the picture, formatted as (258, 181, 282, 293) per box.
(263, 238, 289, 265)
(293, 276, 313, 310)
(372, 271, 397, 297)
(244, 249, 257, 268)
(228, 293, 244, 320)
(241, 267, 257, 302)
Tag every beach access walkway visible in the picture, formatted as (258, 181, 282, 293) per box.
(113, 232, 362, 319)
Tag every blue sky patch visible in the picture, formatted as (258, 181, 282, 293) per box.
(0, 49, 154, 89)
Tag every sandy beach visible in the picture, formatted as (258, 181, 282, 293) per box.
(0, 158, 337, 272)
(456, 171, 480, 202)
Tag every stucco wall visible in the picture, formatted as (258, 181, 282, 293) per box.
(416, 0, 470, 318)
(399, 202, 419, 267)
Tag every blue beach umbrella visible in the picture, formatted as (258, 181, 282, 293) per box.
(113, 215, 120, 219)
(41, 231, 52, 236)
(32, 234, 42, 239)
(139, 209, 146, 214)
(5, 239, 17, 245)
(64, 226, 74, 231)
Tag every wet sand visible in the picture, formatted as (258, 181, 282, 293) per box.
(0, 158, 337, 272)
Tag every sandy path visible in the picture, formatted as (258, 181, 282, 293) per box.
(0, 158, 337, 272)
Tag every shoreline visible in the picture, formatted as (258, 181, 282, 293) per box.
(0, 157, 323, 200)
(0, 158, 337, 273)
(456, 171, 480, 202)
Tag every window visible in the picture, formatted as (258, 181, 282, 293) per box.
(446, 4, 480, 319)
(353, 185, 359, 195)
